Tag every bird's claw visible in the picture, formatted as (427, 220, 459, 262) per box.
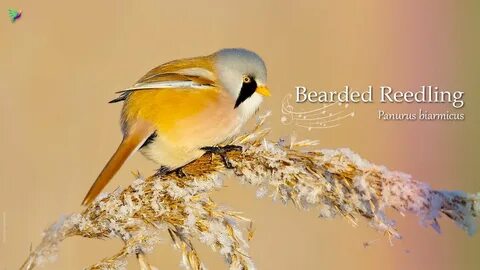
(175, 167, 187, 178)
(154, 166, 187, 178)
(154, 166, 170, 177)
(201, 145, 242, 153)
(201, 145, 242, 169)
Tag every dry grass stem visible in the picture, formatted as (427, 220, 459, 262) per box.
(21, 114, 479, 270)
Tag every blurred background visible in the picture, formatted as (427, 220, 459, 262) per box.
(1, 0, 479, 269)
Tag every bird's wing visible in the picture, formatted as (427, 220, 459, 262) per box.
(110, 73, 216, 103)
(110, 56, 217, 103)
(81, 119, 155, 205)
(136, 55, 215, 84)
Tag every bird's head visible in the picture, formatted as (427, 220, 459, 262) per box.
(213, 48, 270, 118)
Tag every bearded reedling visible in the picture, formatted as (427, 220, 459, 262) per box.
(82, 48, 270, 205)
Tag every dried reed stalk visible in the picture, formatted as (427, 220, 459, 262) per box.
(21, 115, 479, 270)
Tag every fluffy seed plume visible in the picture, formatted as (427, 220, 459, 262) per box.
(21, 114, 479, 270)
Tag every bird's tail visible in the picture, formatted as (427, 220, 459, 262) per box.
(82, 120, 155, 205)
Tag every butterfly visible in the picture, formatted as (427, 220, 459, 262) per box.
(8, 9, 22, 23)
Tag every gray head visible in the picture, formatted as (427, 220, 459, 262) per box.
(213, 48, 270, 112)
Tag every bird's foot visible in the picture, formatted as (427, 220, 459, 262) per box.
(154, 166, 170, 177)
(154, 166, 188, 178)
(201, 145, 243, 153)
(175, 167, 187, 178)
(201, 145, 242, 169)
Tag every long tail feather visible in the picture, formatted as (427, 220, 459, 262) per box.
(82, 120, 155, 205)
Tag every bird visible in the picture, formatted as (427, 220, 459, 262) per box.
(82, 48, 270, 205)
(8, 8, 22, 23)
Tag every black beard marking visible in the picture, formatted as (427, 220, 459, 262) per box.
(234, 78, 257, 108)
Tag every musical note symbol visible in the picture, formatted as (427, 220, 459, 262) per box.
(280, 94, 355, 130)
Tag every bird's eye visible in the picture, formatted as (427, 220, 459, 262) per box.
(243, 76, 252, 84)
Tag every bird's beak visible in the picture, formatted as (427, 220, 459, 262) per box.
(256, 85, 271, 97)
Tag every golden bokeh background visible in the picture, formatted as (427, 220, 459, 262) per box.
(1, 1, 479, 269)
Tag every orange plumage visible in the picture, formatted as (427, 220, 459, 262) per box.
(82, 49, 270, 205)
